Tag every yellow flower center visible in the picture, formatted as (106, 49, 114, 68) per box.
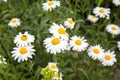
(105, 55, 111, 60)
(51, 38, 60, 45)
(11, 19, 17, 23)
(20, 35, 28, 41)
(99, 9, 105, 13)
(91, 15, 96, 19)
(51, 64, 56, 69)
(58, 28, 66, 34)
(53, 73, 59, 78)
(111, 26, 117, 31)
(48, 1, 54, 6)
(19, 47, 27, 54)
(68, 19, 74, 24)
(75, 39, 82, 45)
(93, 48, 100, 54)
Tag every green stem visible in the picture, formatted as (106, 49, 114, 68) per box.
(97, 0, 103, 6)
(49, 11, 55, 22)
(75, 19, 85, 23)
(8, 2, 14, 17)
(112, 34, 115, 39)
(52, 54, 57, 62)
(11, 64, 18, 80)
(22, 0, 27, 9)
(74, 0, 78, 20)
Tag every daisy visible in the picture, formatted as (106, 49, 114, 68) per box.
(11, 45, 35, 62)
(87, 15, 99, 23)
(52, 72, 63, 80)
(42, 0, 60, 11)
(64, 18, 75, 29)
(93, 7, 110, 18)
(48, 62, 59, 72)
(117, 41, 120, 50)
(69, 35, 89, 52)
(49, 23, 69, 41)
(43, 36, 68, 54)
(112, 0, 120, 6)
(87, 45, 104, 60)
(100, 50, 117, 66)
(106, 24, 120, 35)
(8, 18, 20, 28)
(14, 31, 35, 47)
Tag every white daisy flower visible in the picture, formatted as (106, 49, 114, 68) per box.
(100, 50, 117, 66)
(117, 41, 120, 50)
(11, 45, 35, 62)
(64, 18, 75, 29)
(93, 7, 110, 18)
(106, 24, 120, 35)
(87, 15, 99, 23)
(112, 0, 120, 6)
(42, 0, 60, 11)
(69, 35, 89, 52)
(48, 62, 59, 72)
(8, 18, 20, 28)
(49, 23, 69, 41)
(43, 36, 68, 54)
(14, 31, 35, 47)
(52, 72, 63, 80)
(87, 45, 104, 60)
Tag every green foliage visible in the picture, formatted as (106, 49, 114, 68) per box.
(0, 0, 120, 80)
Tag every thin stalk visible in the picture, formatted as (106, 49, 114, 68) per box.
(52, 54, 57, 62)
(8, 2, 14, 17)
(97, 0, 103, 6)
(51, 11, 55, 22)
(22, 0, 27, 9)
(74, 0, 78, 21)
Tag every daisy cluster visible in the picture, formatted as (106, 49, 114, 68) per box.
(88, 6, 120, 35)
(42, 0, 119, 67)
(87, 6, 110, 23)
(43, 21, 117, 66)
(43, 20, 89, 54)
(86, 6, 119, 66)
(8, 18, 36, 62)
(11, 31, 35, 62)
(88, 45, 116, 66)
(5, 0, 119, 78)
(8, 18, 35, 62)
(41, 62, 63, 80)
(86, 5, 119, 66)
